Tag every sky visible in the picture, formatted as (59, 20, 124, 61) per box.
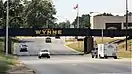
(53, 0, 132, 23)
(3, 0, 132, 23)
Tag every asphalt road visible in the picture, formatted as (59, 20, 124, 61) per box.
(19, 55, 132, 74)
(16, 37, 132, 74)
(14, 37, 82, 55)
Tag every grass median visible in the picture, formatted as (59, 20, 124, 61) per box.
(66, 37, 132, 58)
(66, 37, 117, 52)
(117, 40, 132, 58)
(0, 37, 19, 74)
(0, 55, 18, 74)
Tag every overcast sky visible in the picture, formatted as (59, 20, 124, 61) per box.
(53, 0, 132, 23)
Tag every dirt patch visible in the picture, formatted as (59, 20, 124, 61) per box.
(7, 61, 35, 74)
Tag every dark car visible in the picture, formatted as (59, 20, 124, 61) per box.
(19, 44, 28, 52)
(55, 36, 60, 39)
(91, 48, 98, 58)
(45, 37, 51, 43)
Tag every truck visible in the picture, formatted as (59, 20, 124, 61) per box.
(97, 43, 117, 59)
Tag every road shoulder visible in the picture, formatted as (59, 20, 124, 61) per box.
(7, 60, 36, 74)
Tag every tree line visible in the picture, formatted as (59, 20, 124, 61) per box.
(0, 0, 56, 28)
(0, 0, 131, 28)
(0, 0, 91, 28)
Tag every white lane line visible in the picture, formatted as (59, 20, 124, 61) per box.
(71, 64, 77, 66)
(98, 72, 131, 74)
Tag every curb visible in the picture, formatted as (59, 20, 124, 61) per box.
(7, 70, 35, 74)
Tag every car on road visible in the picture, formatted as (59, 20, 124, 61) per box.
(91, 48, 98, 58)
(55, 36, 60, 39)
(38, 49, 50, 59)
(19, 44, 28, 52)
(45, 37, 52, 43)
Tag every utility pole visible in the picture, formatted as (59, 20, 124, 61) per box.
(90, 12, 104, 43)
(74, 4, 79, 39)
(77, 5, 79, 28)
(46, 20, 49, 28)
(101, 15, 104, 43)
(126, 0, 128, 51)
(101, 29, 103, 43)
(6, 0, 9, 56)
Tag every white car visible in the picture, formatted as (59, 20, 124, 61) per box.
(38, 49, 50, 59)
(19, 44, 28, 52)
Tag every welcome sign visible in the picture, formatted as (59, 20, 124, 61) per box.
(35, 29, 62, 36)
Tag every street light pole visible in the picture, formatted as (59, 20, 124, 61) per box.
(90, 12, 104, 43)
(46, 20, 49, 28)
(126, 0, 128, 51)
(77, 6, 79, 28)
(101, 29, 103, 43)
(75, 5, 79, 39)
(6, 0, 9, 56)
(101, 14, 104, 43)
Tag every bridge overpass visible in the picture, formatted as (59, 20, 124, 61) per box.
(0, 28, 131, 37)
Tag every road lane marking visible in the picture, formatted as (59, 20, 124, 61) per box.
(72, 64, 77, 66)
(98, 72, 131, 74)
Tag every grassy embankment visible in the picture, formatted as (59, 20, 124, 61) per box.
(66, 37, 132, 58)
(0, 37, 19, 74)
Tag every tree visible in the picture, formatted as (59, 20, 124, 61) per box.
(0, 0, 25, 28)
(57, 20, 71, 28)
(65, 20, 70, 28)
(128, 12, 132, 16)
(95, 13, 114, 16)
(0, 0, 57, 28)
(24, 0, 56, 28)
(72, 14, 90, 28)
(58, 22, 65, 28)
(124, 12, 132, 16)
(0, 0, 5, 28)
(47, 19, 57, 28)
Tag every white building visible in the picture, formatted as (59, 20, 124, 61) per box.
(92, 16, 132, 30)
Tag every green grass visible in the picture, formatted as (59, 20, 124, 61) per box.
(66, 38, 132, 58)
(0, 55, 17, 74)
(65, 37, 117, 43)
(117, 50, 132, 58)
(65, 38, 76, 42)
(95, 37, 117, 44)
(67, 41, 83, 52)
(67, 37, 117, 52)
(117, 40, 132, 58)
(0, 38, 19, 74)
(0, 37, 20, 43)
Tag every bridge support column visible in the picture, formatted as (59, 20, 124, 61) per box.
(4, 36, 12, 54)
(8, 37, 12, 54)
(84, 36, 94, 54)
